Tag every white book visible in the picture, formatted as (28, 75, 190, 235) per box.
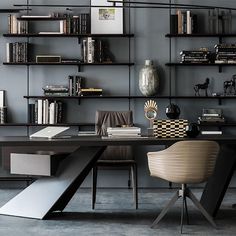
(6, 43, 10, 63)
(43, 99, 49, 124)
(12, 14, 18, 34)
(201, 131, 222, 135)
(186, 11, 192, 34)
(59, 20, 64, 34)
(49, 102, 55, 124)
(37, 99, 43, 124)
(0, 90, 5, 107)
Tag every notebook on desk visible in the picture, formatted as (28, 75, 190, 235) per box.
(30, 126, 70, 139)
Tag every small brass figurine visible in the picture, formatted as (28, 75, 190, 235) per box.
(144, 100, 158, 128)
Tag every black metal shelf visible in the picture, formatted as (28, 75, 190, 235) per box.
(166, 33, 236, 38)
(0, 123, 94, 127)
(23, 95, 236, 100)
(166, 62, 236, 66)
(3, 62, 134, 66)
(0, 9, 27, 13)
(3, 33, 134, 38)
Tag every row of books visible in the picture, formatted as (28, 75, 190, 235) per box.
(82, 37, 106, 63)
(8, 14, 28, 34)
(60, 14, 90, 34)
(215, 44, 236, 64)
(171, 10, 198, 34)
(180, 50, 211, 63)
(28, 100, 63, 124)
(6, 42, 28, 63)
(68, 76, 83, 96)
(107, 127, 141, 138)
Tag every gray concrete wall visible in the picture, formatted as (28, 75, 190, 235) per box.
(0, 0, 236, 188)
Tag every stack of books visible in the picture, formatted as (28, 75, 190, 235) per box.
(43, 85, 69, 96)
(8, 14, 28, 34)
(60, 13, 90, 34)
(82, 37, 104, 63)
(6, 42, 29, 63)
(180, 50, 211, 63)
(107, 127, 141, 138)
(215, 44, 236, 64)
(68, 76, 84, 96)
(28, 100, 64, 125)
(170, 10, 198, 34)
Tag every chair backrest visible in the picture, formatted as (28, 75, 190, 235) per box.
(147, 141, 220, 184)
(95, 110, 133, 160)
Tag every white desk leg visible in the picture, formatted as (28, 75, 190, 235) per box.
(0, 146, 105, 219)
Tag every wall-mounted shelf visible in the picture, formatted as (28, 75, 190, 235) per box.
(165, 33, 236, 38)
(3, 33, 134, 38)
(23, 95, 236, 100)
(0, 9, 27, 13)
(166, 62, 236, 66)
(3, 62, 134, 66)
(0, 123, 94, 127)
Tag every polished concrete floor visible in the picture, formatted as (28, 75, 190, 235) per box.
(0, 188, 235, 236)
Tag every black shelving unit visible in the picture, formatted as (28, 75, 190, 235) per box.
(3, 2, 134, 129)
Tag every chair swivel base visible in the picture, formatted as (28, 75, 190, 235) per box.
(151, 184, 217, 234)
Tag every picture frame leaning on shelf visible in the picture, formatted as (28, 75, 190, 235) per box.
(91, 0, 123, 34)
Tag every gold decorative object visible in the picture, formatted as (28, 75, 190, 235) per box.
(144, 100, 158, 128)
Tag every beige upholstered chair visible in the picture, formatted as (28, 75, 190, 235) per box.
(147, 141, 219, 233)
(92, 110, 138, 209)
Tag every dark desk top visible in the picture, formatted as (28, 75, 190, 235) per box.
(0, 135, 235, 146)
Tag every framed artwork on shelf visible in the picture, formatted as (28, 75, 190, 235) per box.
(91, 0, 123, 34)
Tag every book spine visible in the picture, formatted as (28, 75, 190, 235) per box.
(37, 99, 43, 124)
(43, 99, 49, 124)
(177, 10, 183, 34)
(186, 11, 192, 34)
(49, 102, 55, 124)
(82, 39, 87, 62)
(28, 103, 35, 123)
(87, 37, 94, 63)
(8, 14, 12, 33)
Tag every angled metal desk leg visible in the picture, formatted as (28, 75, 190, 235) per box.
(0, 146, 106, 220)
(200, 144, 236, 217)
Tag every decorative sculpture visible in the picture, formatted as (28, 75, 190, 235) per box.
(144, 100, 158, 128)
(224, 75, 236, 95)
(194, 78, 210, 96)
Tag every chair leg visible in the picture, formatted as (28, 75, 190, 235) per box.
(186, 189, 217, 228)
(184, 196, 190, 225)
(180, 194, 185, 234)
(92, 166, 98, 210)
(128, 168, 131, 189)
(151, 190, 180, 228)
(131, 164, 138, 209)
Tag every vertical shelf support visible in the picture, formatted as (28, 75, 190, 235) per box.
(77, 65, 81, 72)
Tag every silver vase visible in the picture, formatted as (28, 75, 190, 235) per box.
(139, 60, 159, 96)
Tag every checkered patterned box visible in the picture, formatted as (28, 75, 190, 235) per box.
(153, 119, 188, 138)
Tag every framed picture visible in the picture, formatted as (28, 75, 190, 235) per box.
(91, 0, 123, 34)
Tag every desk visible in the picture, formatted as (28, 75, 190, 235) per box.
(0, 135, 235, 219)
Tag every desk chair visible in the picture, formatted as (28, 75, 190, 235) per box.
(147, 141, 219, 233)
(92, 110, 138, 209)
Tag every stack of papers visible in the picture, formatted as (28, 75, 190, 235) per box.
(107, 127, 141, 138)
